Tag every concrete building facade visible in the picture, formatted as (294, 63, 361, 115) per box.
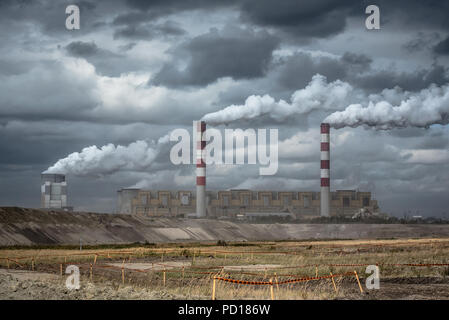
(116, 188, 379, 219)
(41, 173, 68, 209)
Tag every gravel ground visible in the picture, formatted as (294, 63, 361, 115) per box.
(0, 269, 189, 300)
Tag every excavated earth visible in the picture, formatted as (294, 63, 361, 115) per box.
(1, 207, 448, 246)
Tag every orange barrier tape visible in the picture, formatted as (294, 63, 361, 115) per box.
(214, 271, 355, 286)
(215, 277, 272, 285)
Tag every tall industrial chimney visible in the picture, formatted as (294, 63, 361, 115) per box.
(196, 121, 207, 218)
(320, 123, 330, 217)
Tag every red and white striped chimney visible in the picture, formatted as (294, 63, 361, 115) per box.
(196, 121, 207, 218)
(320, 123, 330, 217)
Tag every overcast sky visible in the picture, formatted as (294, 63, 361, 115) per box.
(1, 0, 449, 217)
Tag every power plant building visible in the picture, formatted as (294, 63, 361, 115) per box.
(40, 173, 68, 209)
(116, 188, 379, 219)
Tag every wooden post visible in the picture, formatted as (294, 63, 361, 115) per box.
(330, 272, 337, 293)
(64, 256, 67, 264)
(354, 270, 364, 293)
(163, 270, 166, 286)
(90, 264, 93, 281)
(315, 266, 318, 278)
(224, 253, 227, 261)
(270, 278, 274, 300)
(212, 277, 216, 300)
(94, 254, 97, 265)
(60, 263, 63, 277)
(6, 257, 9, 269)
(122, 267, 125, 285)
(192, 251, 195, 265)
(182, 266, 185, 279)
(161, 251, 164, 262)
(274, 272, 279, 290)
(31, 258, 35, 271)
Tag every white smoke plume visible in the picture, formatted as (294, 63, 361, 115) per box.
(201, 74, 354, 124)
(44, 134, 170, 176)
(325, 83, 449, 129)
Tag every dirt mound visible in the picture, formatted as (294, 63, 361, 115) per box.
(1, 207, 448, 246)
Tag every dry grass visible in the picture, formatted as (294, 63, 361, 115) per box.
(1, 238, 449, 299)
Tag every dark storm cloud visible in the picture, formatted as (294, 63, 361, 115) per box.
(402, 32, 441, 53)
(274, 51, 374, 91)
(276, 52, 347, 90)
(340, 52, 372, 69)
(353, 63, 449, 92)
(376, 0, 449, 31)
(433, 36, 449, 55)
(240, 0, 361, 39)
(113, 20, 186, 40)
(65, 41, 99, 57)
(64, 41, 150, 76)
(123, 0, 449, 41)
(152, 27, 280, 87)
(124, 0, 236, 13)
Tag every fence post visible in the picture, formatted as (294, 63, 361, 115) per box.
(354, 270, 363, 293)
(212, 277, 216, 300)
(182, 266, 185, 279)
(274, 272, 280, 290)
(270, 278, 274, 300)
(315, 266, 318, 278)
(31, 258, 35, 271)
(90, 264, 93, 281)
(6, 257, 9, 269)
(60, 263, 63, 277)
(94, 254, 97, 265)
(163, 270, 166, 286)
(330, 272, 337, 293)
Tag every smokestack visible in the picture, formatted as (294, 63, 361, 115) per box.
(320, 123, 330, 217)
(196, 121, 206, 218)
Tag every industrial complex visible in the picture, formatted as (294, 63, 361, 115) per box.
(116, 188, 379, 219)
(40, 122, 381, 218)
(116, 122, 380, 219)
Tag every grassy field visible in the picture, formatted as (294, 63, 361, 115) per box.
(1, 238, 449, 299)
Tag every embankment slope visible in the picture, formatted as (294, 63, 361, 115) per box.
(0, 207, 448, 245)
